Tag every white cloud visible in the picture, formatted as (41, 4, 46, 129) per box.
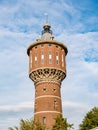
(62, 101, 89, 129)
(63, 101, 88, 109)
(0, 101, 33, 112)
(0, 0, 98, 129)
(57, 31, 98, 129)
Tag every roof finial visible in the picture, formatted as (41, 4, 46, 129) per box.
(44, 13, 48, 23)
(41, 13, 54, 40)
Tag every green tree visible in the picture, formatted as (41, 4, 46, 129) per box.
(34, 120, 46, 130)
(52, 114, 73, 130)
(9, 126, 19, 130)
(8, 118, 45, 130)
(79, 107, 98, 130)
(20, 119, 34, 130)
(8, 115, 73, 130)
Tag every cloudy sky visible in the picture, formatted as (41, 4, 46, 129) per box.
(0, 0, 98, 129)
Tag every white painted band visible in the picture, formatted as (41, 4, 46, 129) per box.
(34, 111, 62, 115)
(35, 95, 61, 100)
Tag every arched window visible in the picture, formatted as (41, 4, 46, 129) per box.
(56, 52, 59, 64)
(43, 117, 46, 125)
(34, 53, 37, 65)
(49, 51, 52, 64)
(62, 54, 64, 67)
(41, 51, 44, 64)
(30, 50, 32, 68)
(54, 99, 57, 110)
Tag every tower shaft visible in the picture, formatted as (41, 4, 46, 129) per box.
(34, 81, 62, 127)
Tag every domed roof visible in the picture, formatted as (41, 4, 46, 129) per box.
(41, 22, 54, 40)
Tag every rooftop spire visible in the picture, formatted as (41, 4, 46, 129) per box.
(41, 13, 54, 40)
(44, 13, 48, 23)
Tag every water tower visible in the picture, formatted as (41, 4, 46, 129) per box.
(27, 20, 68, 128)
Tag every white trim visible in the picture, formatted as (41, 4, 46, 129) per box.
(34, 111, 62, 115)
(35, 95, 61, 100)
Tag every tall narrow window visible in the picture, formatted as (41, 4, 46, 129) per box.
(56, 52, 59, 64)
(41, 51, 44, 64)
(34, 53, 37, 65)
(54, 99, 57, 110)
(49, 51, 52, 64)
(30, 51, 32, 68)
(43, 117, 46, 125)
(62, 54, 64, 67)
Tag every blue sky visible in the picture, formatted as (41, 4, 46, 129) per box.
(0, 0, 98, 129)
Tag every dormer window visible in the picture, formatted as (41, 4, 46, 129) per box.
(43, 117, 46, 125)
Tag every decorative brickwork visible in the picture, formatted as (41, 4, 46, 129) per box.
(29, 68, 66, 84)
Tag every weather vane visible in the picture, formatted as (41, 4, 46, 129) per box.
(44, 13, 48, 23)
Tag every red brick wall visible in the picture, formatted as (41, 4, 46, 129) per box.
(29, 43, 66, 73)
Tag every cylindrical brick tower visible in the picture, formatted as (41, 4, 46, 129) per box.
(27, 22, 68, 128)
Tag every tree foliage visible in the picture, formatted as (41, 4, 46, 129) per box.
(79, 107, 98, 130)
(8, 118, 45, 130)
(52, 114, 73, 130)
(8, 115, 73, 130)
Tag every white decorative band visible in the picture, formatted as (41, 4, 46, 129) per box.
(34, 111, 62, 115)
(35, 95, 61, 100)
